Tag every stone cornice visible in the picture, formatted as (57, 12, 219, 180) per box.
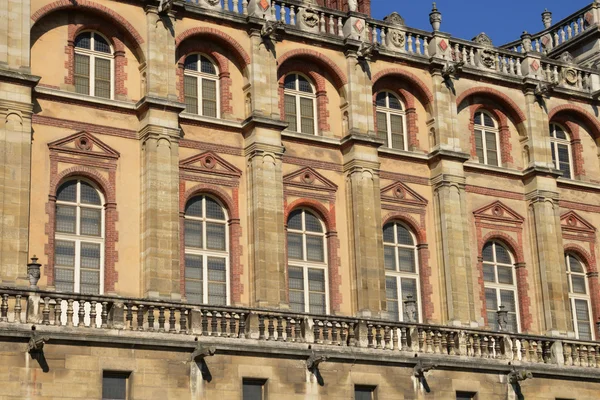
(0, 68, 40, 87)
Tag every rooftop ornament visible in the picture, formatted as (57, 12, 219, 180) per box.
(429, 3, 442, 32)
(348, 0, 358, 12)
(542, 9, 553, 29)
(27, 255, 41, 289)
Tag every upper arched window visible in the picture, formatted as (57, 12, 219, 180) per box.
(184, 54, 219, 118)
(482, 241, 519, 332)
(74, 32, 113, 99)
(54, 179, 104, 294)
(184, 195, 229, 305)
(287, 209, 328, 314)
(284, 73, 317, 135)
(550, 123, 573, 179)
(474, 111, 500, 166)
(565, 253, 593, 340)
(383, 222, 420, 322)
(376, 92, 407, 151)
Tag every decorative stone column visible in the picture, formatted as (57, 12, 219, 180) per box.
(139, 7, 185, 299)
(0, 0, 39, 286)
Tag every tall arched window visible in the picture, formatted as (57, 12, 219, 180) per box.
(74, 32, 113, 99)
(550, 123, 573, 179)
(287, 209, 328, 314)
(54, 179, 104, 294)
(383, 222, 421, 321)
(184, 54, 219, 118)
(482, 241, 519, 332)
(565, 253, 593, 340)
(376, 92, 407, 150)
(284, 73, 317, 135)
(184, 195, 229, 305)
(474, 111, 500, 166)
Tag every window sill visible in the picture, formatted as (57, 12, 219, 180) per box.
(557, 177, 600, 191)
(464, 161, 524, 177)
(34, 86, 136, 110)
(282, 130, 342, 146)
(179, 112, 243, 129)
(379, 147, 429, 162)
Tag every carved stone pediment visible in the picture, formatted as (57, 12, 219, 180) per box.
(283, 167, 337, 193)
(473, 201, 524, 224)
(180, 151, 242, 178)
(561, 211, 596, 234)
(48, 131, 120, 160)
(384, 12, 405, 26)
(381, 182, 427, 206)
(473, 32, 493, 47)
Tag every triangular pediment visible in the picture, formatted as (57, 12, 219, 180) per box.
(180, 151, 242, 177)
(283, 167, 337, 192)
(48, 131, 120, 159)
(381, 181, 427, 206)
(561, 211, 596, 233)
(473, 201, 524, 222)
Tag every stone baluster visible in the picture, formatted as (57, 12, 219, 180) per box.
(453, 44, 459, 61)
(338, 17, 343, 37)
(433, 331, 441, 354)
(137, 305, 145, 331)
(418, 328, 425, 352)
(158, 307, 166, 332)
(13, 295, 21, 323)
(375, 325, 382, 349)
(423, 37, 429, 56)
(535, 40, 541, 52)
(392, 327, 398, 351)
(562, 28, 567, 42)
(1, 294, 9, 322)
(573, 344, 580, 366)
(242, 0, 248, 15)
(233, 0, 239, 13)
(54, 298, 62, 326)
(126, 302, 133, 330)
(580, 345, 588, 367)
(331, 321, 338, 345)
(381, 28, 387, 48)
(239, 313, 247, 339)
(426, 330, 434, 354)
(340, 322, 348, 346)
(535, 340, 543, 363)
(42, 297, 50, 325)
(180, 308, 188, 334)
(101, 302, 109, 328)
(258, 314, 265, 340)
(553, 31, 560, 47)
(147, 306, 154, 331)
(481, 336, 489, 358)
(348, 322, 357, 347)
(290, 6, 296, 25)
(89, 301, 97, 328)
(271, 1, 276, 19)
(77, 301, 85, 327)
(407, 34, 413, 54)
(285, 317, 293, 342)
(220, 312, 227, 337)
(314, 320, 321, 344)
(322, 321, 330, 344)
(367, 324, 374, 348)
(384, 326, 391, 350)
(224, 0, 229, 12)
(563, 342, 571, 366)
(588, 346, 596, 367)
(280, 4, 285, 23)
(415, 35, 422, 55)
(472, 334, 480, 357)
(509, 58, 515, 75)
(461, 46, 467, 63)
(210, 311, 217, 336)
(370, 25, 376, 45)
(448, 331, 456, 356)
(469, 47, 475, 66)
(267, 316, 275, 340)
(595, 346, 600, 368)
(553, 66, 559, 83)
(277, 316, 284, 341)
(320, 13, 326, 33)
(294, 318, 302, 342)
(516, 58, 522, 76)
(495, 335, 503, 359)
(66, 299, 74, 327)
(401, 327, 409, 352)
(542, 341, 551, 363)
(230, 313, 238, 338)
(488, 336, 495, 358)
(328, 15, 335, 35)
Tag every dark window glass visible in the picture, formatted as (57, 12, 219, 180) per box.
(102, 372, 128, 400)
(243, 379, 265, 400)
(355, 386, 375, 400)
(456, 392, 476, 400)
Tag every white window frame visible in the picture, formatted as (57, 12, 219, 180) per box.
(287, 209, 330, 314)
(565, 253, 594, 340)
(55, 179, 105, 294)
(550, 123, 574, 179)
(184, 195, 230, 306)
(183, 53, 221, 118)
(74, 31, 115, 99)
(483, 241, 520, 332)
(283, 73, 318, 136)
(474, 110, 501, 166)
(383, 222, 422, 322)
(375, 91, 408, 151)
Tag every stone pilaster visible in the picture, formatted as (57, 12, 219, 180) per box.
(144, 7, 178, 100)
(248, 29, 280, 120)
(0, 0, 38, 285)
(344, 49, 374, 135)
(343, 135, 386, 318)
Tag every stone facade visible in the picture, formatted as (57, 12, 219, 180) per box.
(2, 0, 600, 398)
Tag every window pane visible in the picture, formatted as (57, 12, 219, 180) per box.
(390, 114, 404, 134)
(80, 242, 101, 269)
(553, 124, 567, 140)
(487, 311, 499, 331)
(185, 197, 203, 217)
(284, 74, 296, 90)
(56, 205, 77, 234)
(205, 197, 225, 220)
(482, 243, 494, 262)
(485, 131, 498, 166)
(288, 266, 305, 312)
(302, 212, 322, 233)
(401, 278, 418, 320)
(80, 182, 102, 205)
(300, 97, 315, 135)
(243, 380, 264, 400)
(80, 271, 100, 294)
(575, 299, 590, 322)
(57, 181, 77, 202)
(94, 58, 112, 99)
(568, 255, 584, 273)
(355, 386, 374, 400)
(287, 233, 303, 260)
(499, 290, 516, 312)
(396, 225, 413, 245)
(456, 392, 476, 400)
(55, 268, 75, 293)
(571, 275, 587, 294)
(383, 224, 395, 243)
(388, 94, 402, 110)
(284, 95, 297, 132)
(206, 222, 226, 251)
(185, 54, 198, 71)
(184, 220, 203, 248)
(495, 245, 512, 264)
(74, 54, 90, 95)
(102, 372, 127, 400)
(398, 248, 415, 273)
(483, 113, 495, 127)
(297, 75, 312, 93)
(93, 34, 111, 53)
(185, 254, 203, 302)
(207, 257, 227, 305)
(55, 240, 76, 267)
(202, 79, 217, 118)
(483, 264, 495, 282)
(74, 33, 91, 49)
(184, 75, 199, 114)
(306, 236, 324, 262)
(385, 276, 398, 302)
(308, 293, 326, 314)
(474, 130, 484, 162)
(200, 56, 216, 75)
(208, 283, 227, 305)
(80, 208, 102, 236)
(485, 288, 498, 310)
(287, 210, 303, 230)
(474, 112, 482, 126)
(376, 92, 387, 107)
(376, 112, 388, 143)
(497, 266, 514, 285)
(384, 246, 396, 270)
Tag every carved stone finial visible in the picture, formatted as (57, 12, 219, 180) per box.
(347, 0, 358, 12)
(542, 8, 552, 29)
(383, 12, 405, 26)
(429, 3, 442, 32)
(473, 32, 492, 46)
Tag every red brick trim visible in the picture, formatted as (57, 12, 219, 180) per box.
(31, 1, 145, 52)
(468, 104, 514, 167)
(372, 68, 434, 106)
(284, 198, 342, 314)
(278, 49, 348, 89)
(32, 115, 137, 139)
(278, 63, 330, 133)
(456, 87, 527, 125)
(176, 45, 233, 116)
(181, 183, 243, 305)
(175, 27, 250, 70)
(382, 212, 433, 322)
(45, 165, 119, 293)
(548, 104, 600, 140)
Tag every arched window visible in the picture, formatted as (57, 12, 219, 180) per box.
(383, 222, 421, 321)
(474, 111, 500, 166)
(565, 253, 593, 340)
(54, 179, 104, 294)
(550, 123, 573, 179)
(184, 195, 229, 305)
(74, 32, 113, 99)
(482, 241, 519, 332)
(284, 73, 317, 135)
(376, 92, 407, 150)
(183, 54, 219, 118)
(287, 209, 328, 314)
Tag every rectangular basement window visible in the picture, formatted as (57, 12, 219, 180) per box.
(243, 378, 267, 400)
(456, 392, 477, 400)
(355, 385, 376, 400)
(102, 371, 130, 400)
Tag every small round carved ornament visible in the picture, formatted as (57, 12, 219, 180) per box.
(76, 136, 93, 151)
(562, 68, 578, 86)
(492, 206, 504, 217)
(301, 172, 315, 184)
(389, 29, 405, 48)
(567, 216, 576, 227)
(393, 187, 405, 199)
(206, 0, 220, 5)
(202, 156, 216, 169)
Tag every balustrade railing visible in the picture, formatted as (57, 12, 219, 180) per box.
(1, 287, 600, 369)
(448, 39, 525, 78)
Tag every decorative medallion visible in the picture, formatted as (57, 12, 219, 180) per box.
(492, 206, 504, 217)
(301, 171, 315, 184)
(76, 136, 93, 151)
(473, 32, 492, 47)
(567, 216, 577, 227)
(531, 60, 540, 72)
(393, 187, 405, 199)
(438, 39, 448, 51)
(480, 50, 496, 69)
(354, 19, 364, 34)
(302, 10, 319, 28)
(383, 12, 405, 26)
(388, 29, 405, 48)
(562, 68, 578, 86)
(259, 0, 269, 11)
(202, 155, 216, 169)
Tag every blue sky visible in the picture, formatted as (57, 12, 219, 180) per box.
(370, 0, 591, 45)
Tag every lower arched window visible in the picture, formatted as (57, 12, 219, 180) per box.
(482, 241, 519, 332)
(54, 179, 104, 294)
(383, 222, 421, 322)
(565, 253, 593, 340)
(287, 209, 328, 314)
(184, 195, 229, 305)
